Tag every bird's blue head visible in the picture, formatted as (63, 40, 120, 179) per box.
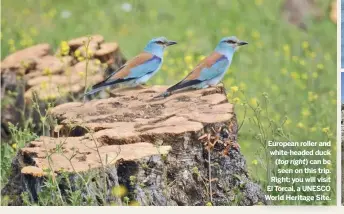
(215, 36, 248, 58)
(144, 37, 177, 57)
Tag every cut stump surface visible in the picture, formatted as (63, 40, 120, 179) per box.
(2, 86, 267, 206)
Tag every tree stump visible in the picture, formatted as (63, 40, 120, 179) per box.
(1, 86, 266, 206)
(0, 35, 126, 140)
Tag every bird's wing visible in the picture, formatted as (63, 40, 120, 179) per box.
(112, 52, 161, 80)
(93, 52, 161, 88)
(166, 52, 228, 92)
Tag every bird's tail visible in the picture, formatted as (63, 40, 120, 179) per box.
(153, 81, 186, 99)
(84, 85, 108, 96)
(153, 79, 200, 99)
(153, 91, 172, 99)
(84, 79, 119, 96)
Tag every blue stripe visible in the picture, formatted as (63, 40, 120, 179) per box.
(146, 55, 162, 64)
(215, 55, 227, 63)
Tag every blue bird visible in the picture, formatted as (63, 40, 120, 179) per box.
(85, 37, 177, 96)
(156, 36, 248, 98)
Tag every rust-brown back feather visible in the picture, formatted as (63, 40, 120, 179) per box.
(184, 52, 224, 81)
(113, 52, 154, 79)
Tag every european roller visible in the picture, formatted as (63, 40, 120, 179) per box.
(85, 37, 177, 96)
(156, 36, 247, 98)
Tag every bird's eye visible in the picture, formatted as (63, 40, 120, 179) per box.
(155, 41, 165, 45)
(227, 40, 236, 44)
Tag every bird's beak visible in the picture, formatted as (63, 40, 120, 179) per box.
(238, 41, 248, 46)
(166, 41, 177, 46)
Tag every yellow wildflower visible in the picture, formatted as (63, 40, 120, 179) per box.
(48, 8, 57, 18)
(78, 71, 85, 78)
(309, 52, 316, 59)
(111, 185, 127, 197)
(285, 119, 292, 125)
(184, 55, 193, 64)
(233, 97, 240, 103)
(87, 50, 93, 58)
(301, 108, 310, 117)
(255, 0, 263, 6)
(8, 39, 15, 45)
(30, 27, 38, 36)
(40, 81, 48, 90)
(19, 39, 27, 47)
(301, 73, 308, 80)
(129, 201, 140, 206)
(198, 55, 206, 61)
(250, 98, 258, 107)
(283, 44, 290, 53)
(316, 63, 324, 70)
(299, 60, 305, 66)
(230, 86, 239, 92)
(94, 59, 101, 65)
(60, 41, 70, 56)
(308, 92, 318, 101)
(290, 72, 300, 80)
(77, 56, 85, 62)
(43, 68, 52, 76)
(302, 41, 309, 49)
(74, 50, 81, 57)
(251, 31, 260, 40)
(322, 127, 329, 133)
(310, 127, 317, 132)
(12, 143, 17, 150)
(297, 122, 304, 129)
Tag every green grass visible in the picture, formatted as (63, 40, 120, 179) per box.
(1, 0, 337, 205)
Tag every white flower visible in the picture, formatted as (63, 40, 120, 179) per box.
(60, 10, 72, 19)
(121, 3, 132, 12)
